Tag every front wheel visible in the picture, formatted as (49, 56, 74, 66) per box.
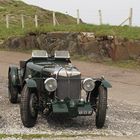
(8, 71, 18, 103)
(95, 86, 107, 129)
(20, 84, 38, 128)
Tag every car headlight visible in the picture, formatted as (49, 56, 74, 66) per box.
(82, 78, 95, 92)
(44, 78, 57, 92)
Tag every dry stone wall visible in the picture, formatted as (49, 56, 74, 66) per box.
(1, 32, 140, 61)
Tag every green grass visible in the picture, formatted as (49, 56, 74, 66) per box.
(0, 133, 107, 139)
(71, 54, 140, 71)
(0, 24, 140, 41)
(0, 0, 76, 41)
(0, 1, 140, 40)
(71, 54, 90, 62)
(104, 59, 140, 70)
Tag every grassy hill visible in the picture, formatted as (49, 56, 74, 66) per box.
(0, 0, 77, 41)
(0, 0, 76, 24)
(0, 0, 140, 41)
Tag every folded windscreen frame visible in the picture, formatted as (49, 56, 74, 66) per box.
(32, 50, 48, 58)
(54, 51, 70, 59)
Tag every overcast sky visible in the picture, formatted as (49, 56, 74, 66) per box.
(22, 0, 140, 26)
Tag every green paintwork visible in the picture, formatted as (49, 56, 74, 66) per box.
(101, 79, 112, 88)
(27, 62, 43, 73)
(52, 99, 93, 117)
(52, 102, 69, 113)
(25, 78, 37, 88)
(9, 66, 19, 86)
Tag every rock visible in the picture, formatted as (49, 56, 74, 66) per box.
(1, 32, 140, 61)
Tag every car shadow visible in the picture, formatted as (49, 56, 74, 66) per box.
(43, 113, 108, 130)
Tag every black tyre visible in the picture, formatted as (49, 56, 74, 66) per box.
(20, 84, 38, 128)
(8, 71, 18, 103)
(95, 86, 107, 129)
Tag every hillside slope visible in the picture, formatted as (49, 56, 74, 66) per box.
(0, 0, 76, 26)
(0, 0, 140, 42)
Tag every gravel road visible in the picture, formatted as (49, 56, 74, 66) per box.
(0, 51, 140, 140)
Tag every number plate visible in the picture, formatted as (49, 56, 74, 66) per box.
(78, 110, 92, 115)
(78, 104, 93, 115)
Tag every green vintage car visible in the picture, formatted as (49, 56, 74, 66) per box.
(8, 50, 111, 128)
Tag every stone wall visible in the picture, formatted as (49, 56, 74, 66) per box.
(1, 32, 140, 61)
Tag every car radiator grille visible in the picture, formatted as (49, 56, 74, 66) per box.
(56, 75, 81, 100)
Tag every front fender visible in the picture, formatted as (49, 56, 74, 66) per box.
(25, 78, 37, 88)
(8, 66, 19, 86)
(101, 79, 112, 88)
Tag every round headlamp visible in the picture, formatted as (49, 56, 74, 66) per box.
(82, 78, 95, 92)
(44, 78, 57, 92)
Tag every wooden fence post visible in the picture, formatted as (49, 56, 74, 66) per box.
(6, 14, 9, 28)
(129, 8, 133, 27)
(53, 11, 56, 26)
(21, 14, 24, 29)
(77, 9, 80, 24)
(98, 10, 103, 25)
(35, 15, 38, 28)
(119, 8, 133, 26)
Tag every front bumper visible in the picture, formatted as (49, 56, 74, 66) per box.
(52, 99, 93, 117)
